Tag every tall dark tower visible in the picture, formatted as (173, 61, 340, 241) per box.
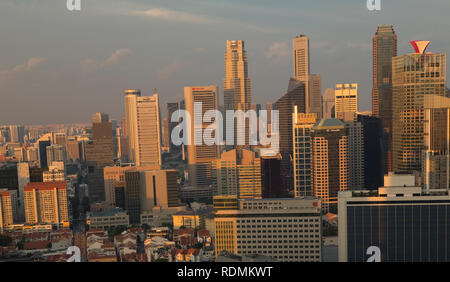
(372, 25, 397, 174)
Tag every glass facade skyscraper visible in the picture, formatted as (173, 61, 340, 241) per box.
(392, 45, 447, 173)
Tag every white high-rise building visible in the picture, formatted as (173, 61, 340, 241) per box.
(124, 89, 162, 168)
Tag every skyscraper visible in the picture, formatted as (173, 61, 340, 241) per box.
(275, 79, 307, 192)
(292, 35, 321, 117)
(322, 88, 335, 119)
(124, 89, 162, 168)
(311, 119, 349, 213)
(223, 40, 251, 111)
(293, 109, 317, 198)
(223, 40, 252, 148)
(184, 86, 220, 187)
(357, 113, 383, 190)
(293, 35, 310, 83)
(167, 102, 182, 153)
(38, 140, 51, 169)
(423, 95, 450, 191)
(392, 41, 447, 173)
(334, 83, 358, 119)
(345, 120, 364, 190)
(85, 114, 114, 203)
(372, 25, 397, 174)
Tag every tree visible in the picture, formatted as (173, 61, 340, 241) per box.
(0, 235, 12, 247)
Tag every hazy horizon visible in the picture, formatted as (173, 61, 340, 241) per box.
(1, 0, 449, 124)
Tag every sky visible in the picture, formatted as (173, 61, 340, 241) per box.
(0, 0, 449, 125)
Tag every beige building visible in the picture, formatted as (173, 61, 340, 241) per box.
(292, 35, 321, 116)
(87, 208, 130, 229)
(223, 40, 251, 111)
(0, 189, 17, 230)
(293, 110, 318, 198)
(184, 86, 220, 187)
(124, 89, 161, 168)
(212, 149, 262, 199)
(215, 198, 322, 262)
(24, 181, 69, 226)
(334, 83, 358, 119)
(311, 119, 349, 213)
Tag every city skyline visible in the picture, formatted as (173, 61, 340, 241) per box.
(1, 0, 450, 124)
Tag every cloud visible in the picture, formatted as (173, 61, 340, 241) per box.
(130, 7, 280, 33)
(80, 49, 132, 72)
(157, 60, 191, 81)
(132, 8, 216, 24)
(265, 42, 289, 59)
(0, 57, 47, 82)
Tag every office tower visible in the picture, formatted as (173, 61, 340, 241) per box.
(85, 115, 114, 203)
(24, 181, 69, 226)
(9, 125, 24, 143)
(223, 40, 252, 148)
(292, 35, 321, 116)
(372, 26, 397, 174)
(338, 173, 450, 262)
(260, 154, 287, 198)
(357, 114, 383, 189)
(345, 121, 364, 190)
(92, 112, 109, 123)
(212, 149, 262, 199)
(322, 88, 335, 119)
(38, 140, 51, 168)
(184, 86, 220, 187)
(103, 166, 157, 207)
(293, 35, 310, 82)
(213, 195, 239, 212)
(423, 95, 450, 191)
(311, 119, 349, 213)
(161, 117, 170, 150)
(53, 133, 66, 146)
(117, 136, 129, 163)
(139, 169, 180, 211)
(124, 169, 141, 225)
(0, 189, 17, 230)
(26, 147, 39, 162)
(293, 109, 317, 198)
(46, 144, 65, 166)
(223, 40, 251, 111)
(392, 41, 447, 173)
(124, 89, 162, 168)
(275, 79, 307, 192)
(17, 162, 30, 221)
(215, 198, 322, 262)
(66, 138, 81, 162)
(167, 102, 181, 153)
(308, 74, 322, 117)
(334, 83, 358, 119)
